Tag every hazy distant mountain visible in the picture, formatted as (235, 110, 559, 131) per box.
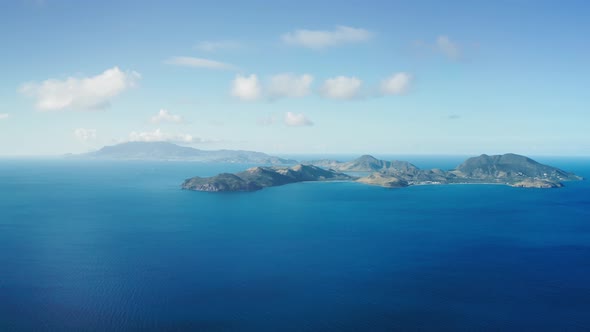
(184, 153, 583, 191)
(306, 155, 420, 173)
(74, 142, 297, 164)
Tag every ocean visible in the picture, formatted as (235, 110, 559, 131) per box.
(1, 157, 589, 331)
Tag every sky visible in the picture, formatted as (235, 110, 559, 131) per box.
(0, 0, 589, 156)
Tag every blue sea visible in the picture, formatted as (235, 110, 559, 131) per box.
(1, 157, 589, 331)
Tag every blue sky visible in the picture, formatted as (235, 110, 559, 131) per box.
(1, 0, 589, 156)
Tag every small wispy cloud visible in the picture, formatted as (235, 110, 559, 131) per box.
(164, 56, 236, 70)
(284, 112, 313, 127)
(150, 109, 184, 124)
(74, 128, 97, 142)
(0, 113, 9, 120)
(231, 74, 262, 101)
(448, 114, 461, 120)
(19, 67, 140, 111)
(436, 35, 461, 60)
(195, 40, 241, 52)
(414, 35, 463, 61)
(319, 76, 362, 100)
(380, 72, 412, 95)
(282, 26, 372, 49)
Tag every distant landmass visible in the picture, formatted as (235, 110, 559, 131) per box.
(307, 155, 419, 173)
(69, 143, 582, 191)
(70, 142, 297, 164)
(183, 153, 583, 192)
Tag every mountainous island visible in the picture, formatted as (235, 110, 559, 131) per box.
(182, 164, 354, 192)
(182, 153, 583, 192)
(69, 141, 297, 164)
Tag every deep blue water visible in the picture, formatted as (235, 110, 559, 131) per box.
(1, 157, 590, 331)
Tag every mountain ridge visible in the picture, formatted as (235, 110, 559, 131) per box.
(182, 164, 355, 192)
(70, 141, 297, 164)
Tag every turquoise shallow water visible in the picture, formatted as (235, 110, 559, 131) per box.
(1, 158, 589, 331)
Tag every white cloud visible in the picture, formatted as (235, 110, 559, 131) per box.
(129, 128, 208, 144)
(284, 112, 313, 127)
(195, 40, 241, 52)
(150, 109, 184, 124)
(231, 74, 261, 101)
(380, 72, 412, 95)
(267, 73, 314, 99)
(0, 113, 9, 120)
(74, 128, 97, 142)
(436, 35, 461, 60)
(319, 76, 362, 100)
(19, 67, 140, 111)
(282, 26, 372, 49)
(164, 56, 235, 70)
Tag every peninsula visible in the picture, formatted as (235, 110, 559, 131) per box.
(182, 153, 583, 192)
(182, 164, 354, 192)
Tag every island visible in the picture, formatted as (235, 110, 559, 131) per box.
(182, 164, 354, 192)
(182, 153, 583, 192)
(69, 141, 297, 164)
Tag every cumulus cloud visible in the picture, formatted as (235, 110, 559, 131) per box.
(195, 40, 241, 52)
(231, 74, 261, 101)
(150, 109, 184, 124)
(436, 35, 461, 60)
(319, 76, 362, 100)
(380, 72, 412, 95)
(231, 72, 413, 101)
(0, 113, 9, 120)
(284, 112, 313, 127)
(128, 128, 211, 144)
(282, 26, 371, 49)
(19, 67, 140, 111)
(267, 73, 314, 99)
(74, 128, 97, 141)
(164, 56, 236, 70)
